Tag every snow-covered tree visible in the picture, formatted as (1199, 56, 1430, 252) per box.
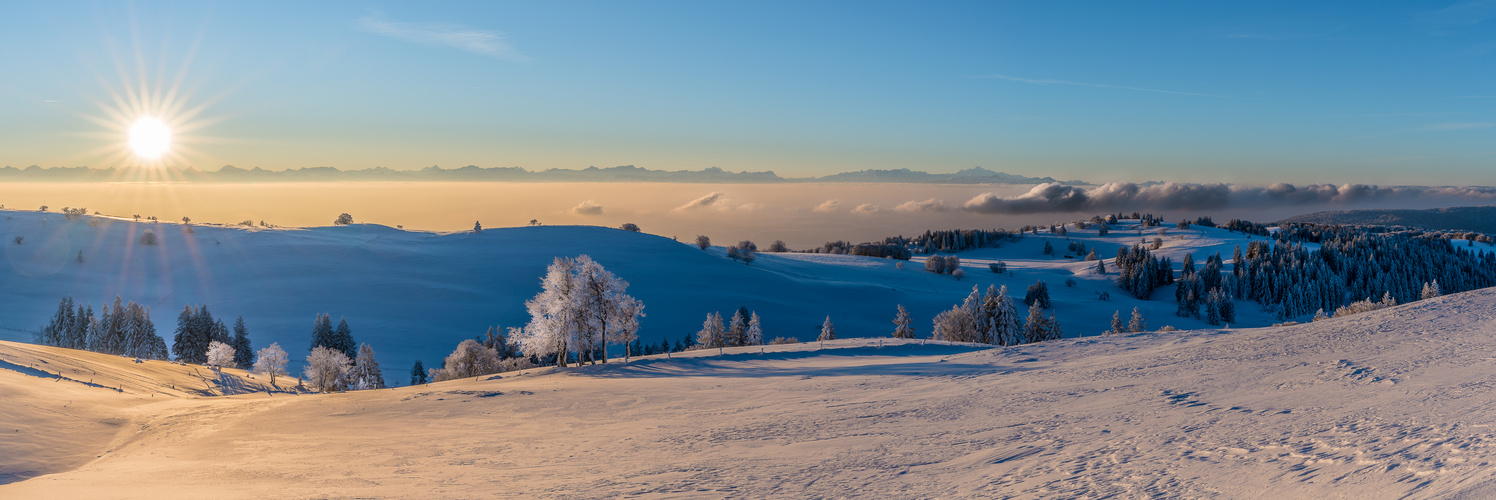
(1128, 307, 1147, 333)
(695, 235, 711, 250)
(348, 343, 385, 390)
(515, 255, 644, 366)
(819, 316, 836, 341)
(696, 312, 725, 348)
(992, 285, 1020, 346)
(932, 306, 976, 342)
(1421, 280, 1442, 300)
(254, 343, 289, 386)
(1109, 310, 1124, 335)
(474, 221, 483, 233)
(726, 309, 749, 347)
(892, 304, 915, 339)
(206, 341, 235, 371)
(747, 312, 764, 346)
(1024, 280, 1052, 309)
(432, 339, 500, 382)
(304, 346, 352, 392)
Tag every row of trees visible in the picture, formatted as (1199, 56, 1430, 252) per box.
(34, 296, 169, 360)
(921, 284, 1062, 345)
(695, 307, 764, 348)
(172, 305, 253, 369)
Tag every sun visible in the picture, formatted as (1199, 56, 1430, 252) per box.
(128, 117, 172, 160)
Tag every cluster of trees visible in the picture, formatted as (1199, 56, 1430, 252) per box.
(885, 228, 1016, 254)
(726, 241, 757, 264)
(34, 296, 169, 360)
(810, 241, 911, 259)
(925, 284, 1061, 345)
(513, 255, 645, 366)
(172, 305, 253, 368)
(696, 307, 764, 348)
(1172, 253, 1236, 325)
(925, 255, 961, 274)
(297, 314, 386, 392)
(1108, 308, 1149, 335)
(309, 314, 357, 360)
(1114, 245, 1175, 299)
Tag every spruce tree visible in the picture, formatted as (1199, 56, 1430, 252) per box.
(747, 312, 764, 346)
(1110, 310, 1124, 335)
(309, 313, 334, 352)
(332, 318, 356, 359)
(892, 304, 915, 339)
(232, 316, 254, 369)
(411, 360, 428, 385)
(819, 316, 836, 341)
(1128, 307, 1147, 333)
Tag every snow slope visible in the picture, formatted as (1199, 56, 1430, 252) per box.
(5, 289, 1496, 497)
(0, 210, 1284, 373)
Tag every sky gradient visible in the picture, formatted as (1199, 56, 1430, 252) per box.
(1, 1, 1493, 185)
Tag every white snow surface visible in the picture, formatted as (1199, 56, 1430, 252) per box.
(0, 211, 1289, 374)
(4, 289, 1496, 497)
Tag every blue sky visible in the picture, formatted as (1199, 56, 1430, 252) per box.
(0, 1, 1492, 184)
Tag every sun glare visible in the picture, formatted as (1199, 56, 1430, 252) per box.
(128, 117, 172, 160)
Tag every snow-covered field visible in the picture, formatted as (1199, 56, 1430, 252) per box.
(5, 288, 1496, 497)
(0, 210, 1303, 374)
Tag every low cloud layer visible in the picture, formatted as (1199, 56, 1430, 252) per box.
(961, 182, 1496, 215)
(813, 199, 841, 213)
(893, 198, 949, 212)
(571, 200, 603, 215)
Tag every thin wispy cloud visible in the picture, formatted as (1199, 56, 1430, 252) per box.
(813, 199, 840, 213)
(1417, 0, 1496, 26)
(974, 74, 1229, 99)
(675, 192, 725, 211)
(357, 14, 526, 61)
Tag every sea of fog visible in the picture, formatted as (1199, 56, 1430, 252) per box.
(0, 182, 1483, 248)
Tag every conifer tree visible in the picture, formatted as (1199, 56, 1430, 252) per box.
(309, 313, 334, 353)
(747, 312, 764, 346)
(727, 308, 749, 347)
(1110, 310, 1124, 335)
(697, 312, 724, 348)
(332, 318, 357, 359)
(1128, 307, 1147, 333)
(231, 316, 254, 369)
(819, 316, 836, 341)
(348, 343, 385, 390)
(410, 360, 428, 385)
(892, 304, 915, 339)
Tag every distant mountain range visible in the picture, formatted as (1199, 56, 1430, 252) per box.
(0, 164, 1088, 185)
(1281, 205, 1496, 234)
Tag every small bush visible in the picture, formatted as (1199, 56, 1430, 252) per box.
(139, 230, 158, 246)
(989, 261, 1007, 273)
(620, 223, 640, 232)
(768, 337, 800, 345)
(12, 236, 21, 245)
(1158, 325, 1177, 332)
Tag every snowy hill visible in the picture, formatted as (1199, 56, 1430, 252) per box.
(0, 210, 1307, 373)
(7, 289, 1496, 496)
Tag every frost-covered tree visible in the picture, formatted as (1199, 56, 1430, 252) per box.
(695, 235, 711, 250)
(819, 316, 837, 341)
(726, 308, 749, 347)
(932, 306, 976, 342)
(1021, 306, 1063, 343)
(206, 341, 235, 371)
(1421, 280, 1442, 300)
(411, 360, 428, 385)
(952, 268, 966, 281)
(696, 312, 725, 348)
(431, 339, 500, 382)
(892, 304, 915, 339)
(474, 221, 483, 233)
(254, 343, 289, 386)
(1312, 309, 1330, 322)
(231, 316, 254, 369)
(304, 346, 352, 392)
(1128, 307, 1147, 333)
(925, 255, 946, 274)
(516, 255, 644, 366)
(348, 343, 385, 390)
(747, 312, 764, 346)
(992, 285, 1020, 346)
(1109, 310, 1124, 335)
